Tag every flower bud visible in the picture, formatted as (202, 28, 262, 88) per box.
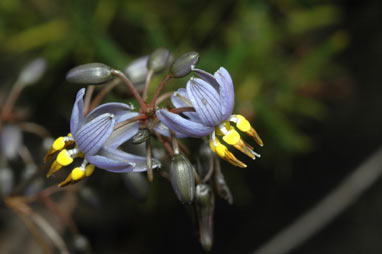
(66, 63, 113, 84)
(0, 165, 14, 197)
(195, 184, 215, 251)
(170, 154, 195, 204)
(123, 172, 148, 202)
(0, 124, 22, 160)
(124, 55, 149, 86)
(147, 48, 172, 73)
(170, 51, 199, 78)
(132, 128, 151, 144)
(17, 57, 47, 86)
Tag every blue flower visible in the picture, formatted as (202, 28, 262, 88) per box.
(156, 67, 263, 167)
(46, 88, 159, 186)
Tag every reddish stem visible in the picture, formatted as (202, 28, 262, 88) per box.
(148, 74, 171, 109)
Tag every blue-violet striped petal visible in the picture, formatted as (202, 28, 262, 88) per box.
(186, 78, 222, 127)
(70, 88, 85, 136)
(214, 67, 235, 119)
(156, 109, 214, 138)
(85, 102, 135, 124)
(75, 113, 115, 155)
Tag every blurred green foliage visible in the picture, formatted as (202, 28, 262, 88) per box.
(0, 0, 348, 160)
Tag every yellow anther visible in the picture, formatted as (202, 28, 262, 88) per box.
(67, 133, 72, 137)
(56, 149, 74, 166)
(222, 129, 240, 145)
(71, 167, 85, 181)
(216, 143, 228, 158)
(52, 137, 65, 151)
(235, 115, 251, 132)
(233, 139, 256, 160)
(58, 173, 73, 187)
(85, 164, 95, 177)
(247, 127, 264, 147)
(46, 161, 63, 178)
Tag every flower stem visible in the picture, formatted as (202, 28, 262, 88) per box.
(114, 114, 147, 130)
(88, 78, 121, 112)
(111, 70, 146, 110)
(148, 74, 171, 109)
(83, 85, 94, 116)
(142, 69, 154, 101)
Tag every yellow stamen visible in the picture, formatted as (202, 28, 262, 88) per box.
(222, 129, 240, 145)
(58, 173, 73, 187)
(247, 127, 264, 147)
(235, 115, 251, 132)
(56, 149, 74, 166)
(85, 164, 95, 177)
(46, 161, 63, 178)
(52, 137, 65, 150)
(215, 121, 231, 136)
(233, 139, 256, 159)
(71, 167, 85, 181)
(210, 137, 247, 168)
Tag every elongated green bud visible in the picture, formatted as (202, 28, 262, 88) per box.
(66, 63, 113, 84)
(148, 48, 172, 73)
(170, 154, 195, 204)
(170, 51, 199, 78)
(195, 184, 214, 251)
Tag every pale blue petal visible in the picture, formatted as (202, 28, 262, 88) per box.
(186, 78, 223, 127)
(153, 122, 189, 138)
(75, 113, 115, 155)
(70, 88, 85, 136)
(171, 88, 200, 121)
(156, 109, 213, 138)
(85, 102, 135, 124)
(193, 68, 220, 91)
(214, 67, 235, 119)
(87, 153, 134, 173)
(104, 120, 140, 149)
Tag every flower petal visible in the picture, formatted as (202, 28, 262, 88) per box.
(85, 102, 135, 124)
(171, 88, 200, 121)
(153, 122, 189, 138)
(193, 68, 220, 91)
(186, 78, 223, 126)
(156, 109, 213, 138)
(87, 147, 160, 173)
(214, 67, 235, 119)
(75, 113, 115, 155)
(70, 88, 85, 136)
(104, 120, 140, 149)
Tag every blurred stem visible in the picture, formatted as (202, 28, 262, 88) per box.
(111, 70, 146, 110)
(19, 122, 51, 137)
(1, 82, 23, 119)
(148, 74, 171, 109)
(146, 139, 153, 182)
(142, 69, 154, 101)
(83, 85, 95, 116)
(114, 114, 146, 130)
(170, 106, 195, 114)
(155, 91, 174, 106)
(254, 147, 382, 254)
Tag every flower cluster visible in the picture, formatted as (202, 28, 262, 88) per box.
(44, 49, 262, 251)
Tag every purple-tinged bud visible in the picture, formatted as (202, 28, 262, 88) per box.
(0, 124, 22, 160)
(148, 48, 172, 73)
(170, 51, 199, 78)
(123, 172, 148, 202)
(195, 184, 215, 251)
(66, 63, 113, 84)
(17, 57, 47, 86)
(124, 56, 150, 86)
(170, 154, 195, 204)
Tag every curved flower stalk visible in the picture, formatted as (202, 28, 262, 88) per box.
(156, 67, 263, 167)
(45, 88, 160, 187)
